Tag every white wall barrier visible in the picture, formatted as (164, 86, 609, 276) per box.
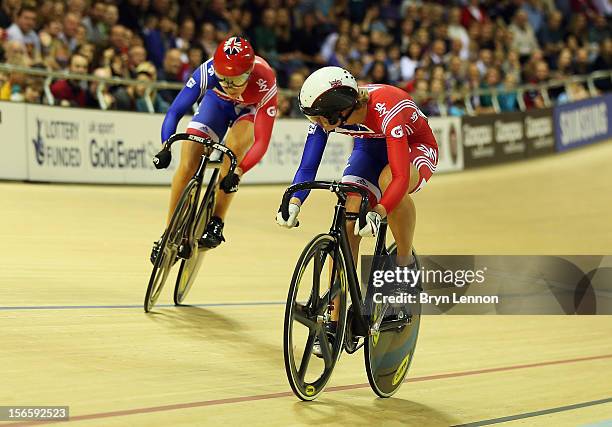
(0, 101, 28, 180)
(4, 104, 463, 185)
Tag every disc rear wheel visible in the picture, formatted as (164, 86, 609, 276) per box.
(364, 246, 422, 397)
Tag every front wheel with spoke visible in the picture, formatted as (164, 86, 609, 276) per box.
(284, 234, 348, 401)
(144, 180, 197, 313)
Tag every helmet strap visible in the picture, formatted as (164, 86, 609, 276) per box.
(338, 103, 357, 126)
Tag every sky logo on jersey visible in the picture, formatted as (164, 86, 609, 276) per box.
(257, 78, 269, 92)
(375, 103, 389, 117)
(223, 37, 244, 55)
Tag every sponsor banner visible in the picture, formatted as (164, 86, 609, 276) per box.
(244, 119, 352, 184)
(554, 94, 612, 152)
(26, 105, 185, 184)
(493, 112, 527, 162)
(428, 116, 463, 172)
(461, 114, 499, 168)
(524, 108, 555, 157)
(0, 101, 28, 180)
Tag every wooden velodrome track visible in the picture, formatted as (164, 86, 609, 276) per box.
(1, 140, 611, 427)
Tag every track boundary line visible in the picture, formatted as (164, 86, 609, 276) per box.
(451, 396, 612, 426)
(7, 353, 612, 426)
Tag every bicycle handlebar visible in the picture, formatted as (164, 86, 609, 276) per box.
(152, 133, 237, 173)
(280, 181, 371, 230)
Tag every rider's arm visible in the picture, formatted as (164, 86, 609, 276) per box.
(292, 123, 329, 203)
(160, 62, 208, 142)
(378, 130, 411, 215)
(238, 85, 278, 174)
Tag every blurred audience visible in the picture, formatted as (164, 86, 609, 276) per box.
(0, 0, 609, 115)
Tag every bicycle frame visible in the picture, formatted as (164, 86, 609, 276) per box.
(154, 132, 238, 253)
(281, 181, 388, 338)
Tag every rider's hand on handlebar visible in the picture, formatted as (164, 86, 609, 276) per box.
(354, 211, 383, 237)
(276, 203, 300, 228)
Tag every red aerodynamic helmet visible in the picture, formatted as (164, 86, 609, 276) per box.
(213, 36, 255, 77)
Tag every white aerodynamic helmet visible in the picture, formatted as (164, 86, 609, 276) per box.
(299, 66, 359, 125)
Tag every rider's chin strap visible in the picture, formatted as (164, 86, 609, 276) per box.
(330, 103, 358, 127)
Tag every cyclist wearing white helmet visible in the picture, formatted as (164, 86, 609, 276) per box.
(277, 66, 438, 355)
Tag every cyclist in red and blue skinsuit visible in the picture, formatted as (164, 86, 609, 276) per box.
(152, 36, 277, 261)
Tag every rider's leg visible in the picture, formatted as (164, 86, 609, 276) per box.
(378, 162, 421, 266)
(166, 139, 206, 224)
(328, 194, 362, 322)
(166, 90, 236, 224)
(211, 119, 255, 221)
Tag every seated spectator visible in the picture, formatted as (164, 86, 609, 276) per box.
(197, 22, 217, 59)
(60, 13, 80, 54)
(4, 39, 31, 67)
(50, 53, 90, 107)
(157, 48, 183, 104)
(510, 9, 539, 62)
(144, 16, 176, 70)
(554, 48, 574, 78)
(254, 8, 278, 66)
(522, 0, 546, 35)
(0, 0, 20, 29)
(479, 67, 502, 113)
(0, 72, 11, 100)
(573, 47, 591, 75)
(400, 42, 422, 83)
(461, 0, 488, 29)
(446, 55, 466, 92)
(104, 4, 120, 31)
(39, 19, 70, 70)
(429, 39, 447, 65)
(132, 62, 169, 113)
(276, 93, 292, 118)
(385, 46, 402, 84)
(328, 34, 351, 68)
(82, 0, 107, 45)
(319, 17, 351, 63)
(588, 14, 610, 45)
(183, 45, 204, 81)
(24, 77, 44, 104)
(557, 81, 591, 104)
(128, 45, 147, 77)
(175, 17, 195, 63)
(538, 10, 565, 61)
(592, 38, 612, 91)
(292, 12, 325, 69)
(499, 74, 519, 112)
(7, 6, 41, 62)
(523, 60, 549, 109)
(366, 60, 389, 84)
(287, 71, 305, 117)
(448, 7, 470, 58)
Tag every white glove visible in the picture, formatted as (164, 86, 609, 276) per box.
(276, 203, 300, 228)
(354, 211, 382, 237)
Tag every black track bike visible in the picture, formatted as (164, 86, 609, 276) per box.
(280, 181, 422, 400)
(144, 133, 238, 313)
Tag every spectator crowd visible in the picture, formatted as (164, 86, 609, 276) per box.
(0, 0, 610, 116)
